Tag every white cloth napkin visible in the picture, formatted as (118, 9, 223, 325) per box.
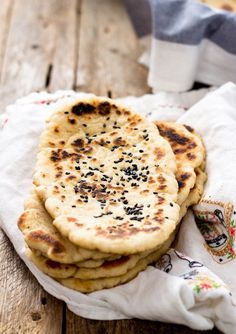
(1, 83, 236, 333)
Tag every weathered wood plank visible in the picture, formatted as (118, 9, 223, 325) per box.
(0, 0, 78, 332)
(0, 229, 63, 333)
(0, 0, 78, 112)
(66, 312, 222, 334)
(76, 0, 151, 98)
(0, 0, 14, 80)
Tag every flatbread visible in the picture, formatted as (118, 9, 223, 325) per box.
(26, 165, 206, 280)
(57, 234, 175, 292)
(27, 247, 77, 278)
(18, 190, 119, 263)
(33, 96, 180, 254)
(155, 122, 205, 205)
(28, 232, 175, 290)
(19, 121, 206, 269)
(179, 167, 207, 220)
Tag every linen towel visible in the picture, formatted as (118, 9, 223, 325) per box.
(1, 83, 236, 333)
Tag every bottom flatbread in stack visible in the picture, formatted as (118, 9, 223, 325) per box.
(18, 115, 206, 292)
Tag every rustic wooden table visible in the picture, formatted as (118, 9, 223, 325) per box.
(0, 1, 221, 333)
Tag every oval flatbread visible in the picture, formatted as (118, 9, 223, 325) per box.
(33, 96, 180, 254)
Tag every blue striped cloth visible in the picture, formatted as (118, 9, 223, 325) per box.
(125, 0, 236, 92)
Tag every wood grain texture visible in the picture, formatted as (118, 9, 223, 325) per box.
(66, 312, 222, 334)
(0, 0, 78, 111)
(0, 0, 14, 80)
(76, 0, 151, 98)
(0, 229, 63, 334)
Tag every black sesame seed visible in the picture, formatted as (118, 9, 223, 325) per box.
(75, 166, 80, 170)
(82, 124, 87, 127)
(139, 150, 144, 153)
(65, 172, 70, 175)
(114, 216, 123, 220)
(114, 158, 123, 164)
(74, 185, 79, 193)
(170, 203, 173, 207)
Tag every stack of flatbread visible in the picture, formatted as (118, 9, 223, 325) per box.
(18, 96, 206, 293)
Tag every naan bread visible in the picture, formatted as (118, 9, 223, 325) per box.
(28, 232, 175, 290)
(27, 247, 77, 278)
(18, 190, 119, 263)
(33, 97, 180, 254)
(179, 167, 207, 220)
(25, 165, 206, 280)
(155, 122, 205, 205)
(19, 121, 205, 270)
(57, 234, 175, 292)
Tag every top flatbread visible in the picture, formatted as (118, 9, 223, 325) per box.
(155, 122, 205, 205)
(33, 96, 180, 254)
